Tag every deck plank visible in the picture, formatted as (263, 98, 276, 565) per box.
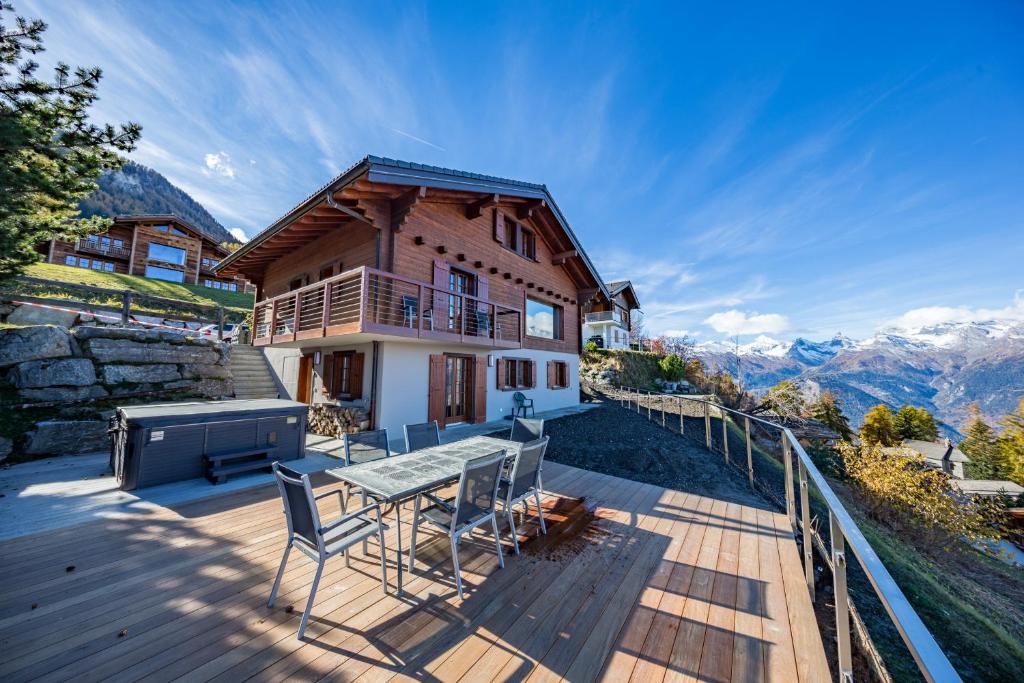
(0, 460, 830, 683)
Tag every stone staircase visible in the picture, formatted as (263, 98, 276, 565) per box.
(229, 345, 280, 399)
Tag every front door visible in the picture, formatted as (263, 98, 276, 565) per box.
(296, 354, 314, 404)
(444, 354, 473, 425)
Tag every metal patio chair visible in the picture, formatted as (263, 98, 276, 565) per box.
(267, 462, 389, 639)
(499, 437, 549, 555)
(404, 420, 440, 452)
(407, 451, 507, 599)
(509, 417, 545, 443)
(401, 295, 418, 328)
(341, 428, 391, 465)
(512, 391, 535, 418)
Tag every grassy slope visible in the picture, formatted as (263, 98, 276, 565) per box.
(8, 263, 253, 320)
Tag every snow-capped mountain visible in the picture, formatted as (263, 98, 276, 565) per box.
(694, 320, 1024, 432)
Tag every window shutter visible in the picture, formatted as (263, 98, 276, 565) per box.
(493, 209, 505, 246)
(476, 275, 489, 301)
(322, 352, 335, 398)
(473, 355, 487, 423)
(529, 360, 537, 388)
(349, 352, 365, 400)
(496, 358, 507, 389)
(547, 360, 556, 389)
(428, 354, 446, 427)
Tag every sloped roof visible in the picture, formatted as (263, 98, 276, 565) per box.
(951, 480, 1024, 497)
(904, 439, 970, 463)
(604, 279, 641, 310)
(217, 155, 608, 297)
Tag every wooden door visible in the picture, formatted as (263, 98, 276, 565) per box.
(444, 354, 473, 425)
(296, 354, 314, 404)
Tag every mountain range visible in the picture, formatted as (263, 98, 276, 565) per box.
(78, 161, 236, 245)
(695, 320, 1024, 435)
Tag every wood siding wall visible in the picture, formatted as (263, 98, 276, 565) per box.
(260, 220, 381, 299)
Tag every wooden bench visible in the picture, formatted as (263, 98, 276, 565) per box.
(203, 447, 278, 484)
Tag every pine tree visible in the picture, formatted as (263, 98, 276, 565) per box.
(810, 391, 853, 441)
(997, 398, 1024, 486)
(860, 404, 900, 446)
(894, 405, 939, 441)
(959, 404, 1009, 480)
(0, 2, 140, 282)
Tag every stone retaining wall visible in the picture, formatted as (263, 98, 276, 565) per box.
(0, 301, 234, 458)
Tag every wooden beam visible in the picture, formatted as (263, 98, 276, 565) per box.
(551, 249, 578, 265)
(466, 193, 500, 219)
(390, 186, 426, 233)
(516, 198, 545, 220)
(324, 193, 373, 226)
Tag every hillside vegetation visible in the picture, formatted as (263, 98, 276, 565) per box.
(6, 263, 253, 321)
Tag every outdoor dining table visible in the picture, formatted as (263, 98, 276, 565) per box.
(325, 434, 521, 593)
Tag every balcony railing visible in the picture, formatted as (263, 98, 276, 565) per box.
(76, 238, 130, 260)
(253, 266, 523, 348)
(584, 310, 624, 325)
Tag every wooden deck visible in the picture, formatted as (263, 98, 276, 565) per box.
(0, 462, 829, 682)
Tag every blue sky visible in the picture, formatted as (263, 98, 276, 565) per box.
(27, 0, 1024, 342)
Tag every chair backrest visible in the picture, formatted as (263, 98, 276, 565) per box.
(451, 451, 506, 530)
(507, 437, 549, 502)
(342, 428, 390, 465)
(402, 295, 417, 314)
(404, 420, 440, 452)
(510, 417, 544, 443)
(474, 308, 490, 333)
(512, 391, 527, 406)
(272, 462, 322, 551)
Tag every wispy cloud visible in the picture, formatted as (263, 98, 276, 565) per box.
(704, 310, 790, 336)
(203, 152, 235, 179)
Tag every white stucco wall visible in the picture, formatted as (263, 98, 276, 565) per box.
(582, 322, 630, 349)
(374, 341, 580, 442)
(262, 346, 302, 399)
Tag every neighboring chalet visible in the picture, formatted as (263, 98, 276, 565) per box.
(581, 279, 641, 350)
(885, 438, 970, 479)
(215, 156, 608, 436)
(41, 215, 250, 292)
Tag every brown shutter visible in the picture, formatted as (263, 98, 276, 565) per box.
(476, 275, 489, 301)
(547, 360, 556, 389)
(323, 352, 335, 398)
(473, 355, 487, 423)
(529, 360, 537, 388)
(349, 352, 365, 399)
(493, 209, 505, 246)
(496, 357, 506, 389)
(428, 354, 446, 427)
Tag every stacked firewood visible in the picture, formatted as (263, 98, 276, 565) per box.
(307, 404, 371, 437)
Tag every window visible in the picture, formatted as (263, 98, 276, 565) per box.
(503, 217, 537, 260)
(92, 260, 102, 270)
(448, 267, 476, 296)
(145, 265, 185, 283)
(526, 298, 562, 339)
(501, 358, 532, 389)
(289, 277, 304, 291)
(551, 361, 569, 389)
(113, 239, 124, 249)
(152, 224, 168, 232)
(202, 257, 220, 269)
(147, 242, 186, 266)
(204, 279, 212, 287)
(78, 258, 90, 269)
(213, 281, 222, 289)
(65, 255, 76, 266)
(227, 282, 237, 292)
(171, 226, 186, 236)
(318, 265, 334, 281)
(104, 262, 114, 272)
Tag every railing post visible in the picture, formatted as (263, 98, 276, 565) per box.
(619, 385, 625, 408)
(417, 283, 424, 335)
(292, 292, 302, 339)
(745, 416, 754, 487)
(722, 410, 730, 463)
(647, 391, 652, 420)
(636, 387, 641, 413)
(321, 281, 332, 336)
(830, 511, 854, 682)
(704, 402, 711, 451)
(358, 270, 368, 332)
(270, 300, 279, 341)
(782, 434, 797, 530)
(217, 306, 225, 341)
(798, 458, 815, 600)
(661, 394, 666, 427)
(121, 290, 132, 325)
(678, 396, 684, 434)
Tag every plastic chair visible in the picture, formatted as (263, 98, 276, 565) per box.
(512, 392, 535, 418)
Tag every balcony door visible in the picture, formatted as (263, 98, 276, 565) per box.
(447, 267, 475, 332)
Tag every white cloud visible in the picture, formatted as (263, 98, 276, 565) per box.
(884, 290, 1024, 332)
(228, 227, 249, 243)
(204, 152, 235, 178)
(703, 309, 790, 336)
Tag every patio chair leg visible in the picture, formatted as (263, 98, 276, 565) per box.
(361, 490, 369, 554)
(344, 548, 350, 568)
(535, 490, 547, 534)
(451, 536, 464, 600)
(506, 507, 520, 555)
(408, 494, 421, 573)
(490, 515, 505, 569)
(268, 541, 292, 607)
(298, 560, 325, 640)
(377, 523, 388, 593)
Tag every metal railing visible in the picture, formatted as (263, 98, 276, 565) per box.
(76, 238, 131, 259)
(584, 310, 623, 324)
(252, 266, 522, 347)
(613, 385, 961, 683)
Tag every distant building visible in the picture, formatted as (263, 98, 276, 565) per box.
(885, 438, 970, 479)
(581, 280, 641, 350)
(40, 215, 251, 292)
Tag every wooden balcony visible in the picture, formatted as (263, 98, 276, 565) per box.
(253, 267, 523, 348)
(76, 238, 131, 260)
